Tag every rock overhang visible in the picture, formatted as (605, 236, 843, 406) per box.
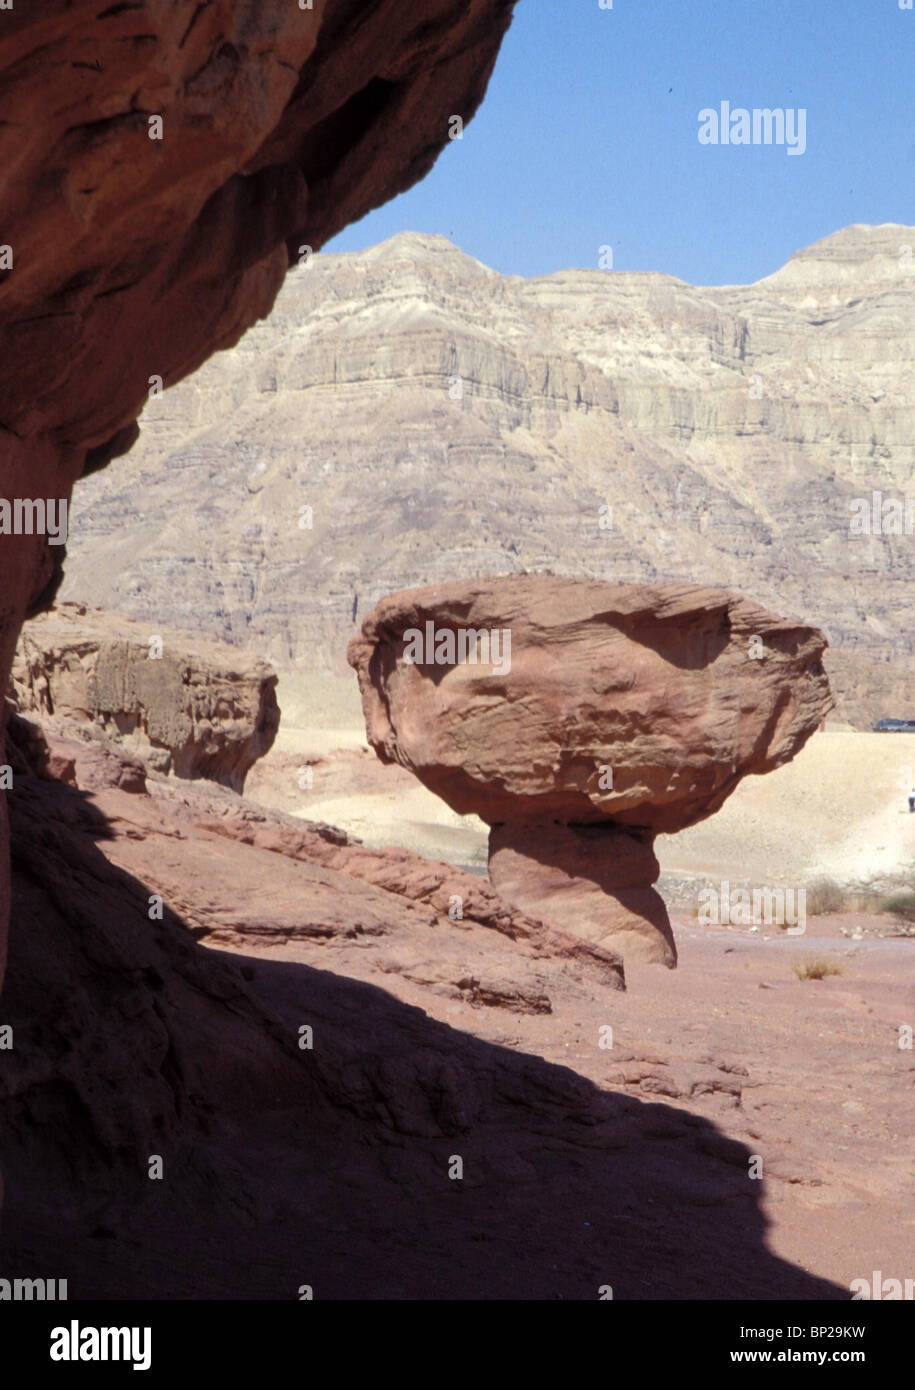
(348, 573, 832, 831)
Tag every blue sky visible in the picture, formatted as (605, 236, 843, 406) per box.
(326, 0, 915, 285)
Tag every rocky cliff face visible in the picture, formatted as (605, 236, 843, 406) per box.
(12, 603, 279, 791)
(0, 0, 518, 981)
(0, 1, 516, 460)
(61, 224, 915, 727)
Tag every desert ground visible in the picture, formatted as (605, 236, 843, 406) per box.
(3, 0, 912, 1323)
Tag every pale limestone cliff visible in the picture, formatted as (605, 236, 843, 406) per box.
(63, 225, 915, 726)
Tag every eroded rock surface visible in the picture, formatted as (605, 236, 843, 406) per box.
(12, 603, 279, 791)
(348, 575, 833, 963)
(0, 0, 518, 981)
(0, 1, 517, 455)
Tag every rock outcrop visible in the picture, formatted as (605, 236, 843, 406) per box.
(60, 225, 915, 728)
(11, 603, 279, 791)
(0, 0, 518, 983)
(348, 575, 833, 964)
(0, 1, 517, 458)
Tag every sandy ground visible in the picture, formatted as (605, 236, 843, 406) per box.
(587, 917, 915, 1294)
(663, 731, 915, 889)
(6, 683, 912, 1300)
(247, 672, 490, 870)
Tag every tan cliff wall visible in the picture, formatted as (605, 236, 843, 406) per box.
(59, 226, 915, 727)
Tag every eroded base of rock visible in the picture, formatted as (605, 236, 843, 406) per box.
(488, 822, 677, 968)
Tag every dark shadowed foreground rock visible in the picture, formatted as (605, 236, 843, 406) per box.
(348, 575, 834, 964)
(12, 603, 279, 792)
(0, 711, 852, 1299)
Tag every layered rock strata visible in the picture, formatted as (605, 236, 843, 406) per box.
(12, 603, 279, 791)
(58, 224, 915, 731)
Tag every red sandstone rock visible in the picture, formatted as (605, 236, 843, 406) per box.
(12, 603, 279, 791)
(348, 575, 833, 963)
(488, 822, 676, 966)
(0, 0, 519, 989)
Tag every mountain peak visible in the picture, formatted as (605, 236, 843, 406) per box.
(761, 223, 915, 289)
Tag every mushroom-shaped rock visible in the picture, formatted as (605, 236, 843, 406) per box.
(347, 576, 833, 967)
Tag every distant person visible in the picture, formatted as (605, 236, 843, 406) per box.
(910, 788, 915, 814)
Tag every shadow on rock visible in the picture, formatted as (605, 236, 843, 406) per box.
(0, 769, 845, 1299)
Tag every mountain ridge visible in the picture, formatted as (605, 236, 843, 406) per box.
(63, 222, 915, 727)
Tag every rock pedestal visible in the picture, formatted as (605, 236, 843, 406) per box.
(488, 822, 676, 966)
(348, 574, 833, 966)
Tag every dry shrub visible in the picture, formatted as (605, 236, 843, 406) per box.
(805, 877, 846, 916)
(846, 890, 884, 914)
(879, 891, 915, 921)
(793, 958, 843, 981)
(878, 892, 915, 935)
